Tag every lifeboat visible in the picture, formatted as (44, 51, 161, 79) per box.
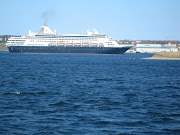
(91, 43, 98, 45)
(66, 43, 73, 47)
(83, 43, 89, 45)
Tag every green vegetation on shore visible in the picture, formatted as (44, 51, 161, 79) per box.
(0, 41, 8, 51)
(153, 51, 180, 58)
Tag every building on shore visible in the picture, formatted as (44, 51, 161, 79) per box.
(0, 35, 19, 42)
(120, 40, 180, 53)
(136, 43, 178, 53)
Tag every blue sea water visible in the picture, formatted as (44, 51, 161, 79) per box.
(0, 51, 180, 135)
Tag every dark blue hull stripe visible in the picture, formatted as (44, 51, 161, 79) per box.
(8, 46, 130, 54)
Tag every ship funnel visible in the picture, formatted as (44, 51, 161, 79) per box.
(40, 25, 55, 34)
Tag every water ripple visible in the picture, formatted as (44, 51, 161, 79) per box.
(0, 52, 180, 134)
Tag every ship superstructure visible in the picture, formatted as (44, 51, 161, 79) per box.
(6, 25, 132, 54)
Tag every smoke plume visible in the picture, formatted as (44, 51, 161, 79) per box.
(41, 12, 48, 26)
(41, 10, 55, 26)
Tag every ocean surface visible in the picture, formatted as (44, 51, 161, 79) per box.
(0, 51, 179, 135)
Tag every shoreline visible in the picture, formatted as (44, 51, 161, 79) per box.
(141, 57, 180, 60)
(141, 51, 180, 60)
(0, 50, 9, 52)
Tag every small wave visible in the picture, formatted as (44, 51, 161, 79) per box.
(121, 121, 148, 126)
(170, 94, 180, 98)
(38, 110, 55, 113)
(9, 81, 17, 84)
(93, 106, 102, 108)
(167, 113, 180, 117)
(73, 105, 81, 108)
(9, 91, 48, 95)
(37, 91, 47, 95)
(162, 128, 180, 133)
(94, 120, 111, 125)
(165, 86, 180, 89)
(33, 131, 55, 135)
(35, 110, 57, 115)
(156, 85, 180, 90)
(94, 78, 114, 81)
(6, 92, 21, 94)
(123, 93, 137, 97)
(49, 101, 68, 106)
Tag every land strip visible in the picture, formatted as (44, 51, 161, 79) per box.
(142, 51, 180, 60)
(0, 41, 8, 51)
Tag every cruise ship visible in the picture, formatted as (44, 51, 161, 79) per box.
(6, 25, 132, 54)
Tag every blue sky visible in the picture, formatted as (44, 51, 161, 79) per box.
(1, 0, 179, 40)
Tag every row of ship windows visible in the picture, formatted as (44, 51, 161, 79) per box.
(8, 40, 97, 42)
(7, 42, 24, 43)
(8, 40, 26, 41)
(30, 39, 97, 41)
(9, 39, 98, 42)
(13, 48, 107, 50)
(7, 40, 97, 44)
(13, 38, 98, 40)
(7, 41, 100, 45)
(13, 46, 106, 48)
(33, 40, 97, 43)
